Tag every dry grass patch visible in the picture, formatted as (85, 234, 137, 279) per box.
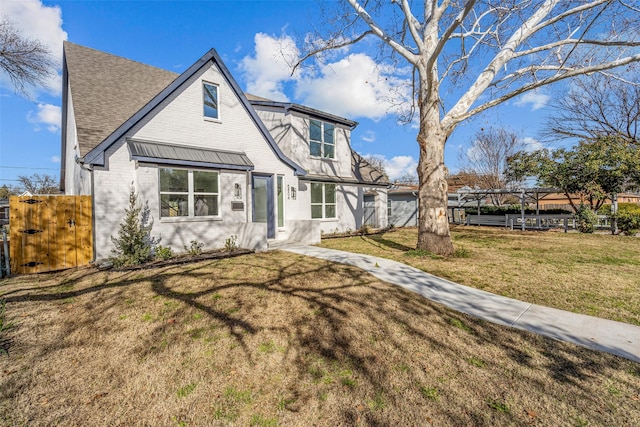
(320, 226, 640, 325)
(1, 251, 639, 426)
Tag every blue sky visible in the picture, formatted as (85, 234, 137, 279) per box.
(0, 0, 553, 187)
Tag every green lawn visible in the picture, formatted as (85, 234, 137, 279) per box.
(320, 226, 640, 325)
(1, 251, 638, 426)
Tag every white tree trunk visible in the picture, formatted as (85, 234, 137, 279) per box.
(416, 90, 454, 256)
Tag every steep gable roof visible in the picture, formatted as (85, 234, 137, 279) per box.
(63, 42, 179, 156)
(62, 43, 304, 175)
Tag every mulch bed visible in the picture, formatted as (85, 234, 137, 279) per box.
(109, 248, 254, 271)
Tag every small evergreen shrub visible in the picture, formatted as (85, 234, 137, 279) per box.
(574, 205, 598, 233)
(110, 185, 159, 267)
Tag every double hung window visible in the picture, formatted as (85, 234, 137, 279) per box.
(309, 119, 335, 159)
(160, 168, 219, 218)
(311, 183, 336, 219)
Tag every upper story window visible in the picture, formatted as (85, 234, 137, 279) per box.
(160, 168, 219, 218)
(310, 119, 335, 159)
(203, 82, 219, 120)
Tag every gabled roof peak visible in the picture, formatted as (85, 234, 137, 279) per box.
(63, 43, 305, 175)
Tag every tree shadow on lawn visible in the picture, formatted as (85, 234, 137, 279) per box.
(361, 233, 414, 252)
(1, 252, 638, 426)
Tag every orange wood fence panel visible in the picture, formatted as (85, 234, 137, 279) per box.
(9, 195, 93, 274)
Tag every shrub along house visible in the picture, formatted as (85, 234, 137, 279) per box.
(60, 42, 387, 261)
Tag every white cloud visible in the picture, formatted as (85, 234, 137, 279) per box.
(514, 90, 550, 111)
(0, 0, 67, 95)
(27, 103, 61, 132)
(365, 154, 418, 181)
(239, 33, 300, 101)
(522, 136, 544, 152)
(361, 130, 376, 143)
(242, 33, 412, 121)
(51, 155, 60, 163)
(295, 53, 412, 120)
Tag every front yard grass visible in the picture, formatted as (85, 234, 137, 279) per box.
(320, 226, 640, 325)
(1, 251, 639, 426)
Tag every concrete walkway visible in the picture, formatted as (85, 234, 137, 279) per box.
(280, 244, 640, 363)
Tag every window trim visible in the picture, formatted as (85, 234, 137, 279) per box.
(159, 167, 220, 219)
(203, 81, 220, 121)
(311, 183, 336, 219)
(309, 119, 335, 159)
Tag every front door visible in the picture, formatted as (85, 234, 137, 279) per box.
(252, 175, 275, 239)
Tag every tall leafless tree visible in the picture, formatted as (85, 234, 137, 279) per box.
(294, 0, 640, 255)
(0, 18, 56, 96)
(543, 70, 639, 144)
(458, 127, 524, 205)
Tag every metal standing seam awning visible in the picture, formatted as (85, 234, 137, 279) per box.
(127, 139, 254, 171)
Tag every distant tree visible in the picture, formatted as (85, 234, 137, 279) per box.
(543, 70, 640, 144)
(0, 184, 19, 199)
(362, 154, 387, 176)
(294, 1, 640, 256)
(458, 127, 525, 205)
(394, 172, 419, 185)
(506, 136, 639, 213)
(0, 18, 56, 95)
(17, 173, 59, 194)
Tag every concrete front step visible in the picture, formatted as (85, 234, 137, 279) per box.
(266, 239, 301, 250)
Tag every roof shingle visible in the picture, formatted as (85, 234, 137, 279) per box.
(63, 42, 178, 156)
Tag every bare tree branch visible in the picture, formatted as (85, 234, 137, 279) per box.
(451, 54, 640, 125)
(291, 30, 373, 75)
(542, 71, 639, 143)
(0, 18, 56, 96)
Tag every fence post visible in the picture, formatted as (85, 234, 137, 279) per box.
(1, 227, 9, 277)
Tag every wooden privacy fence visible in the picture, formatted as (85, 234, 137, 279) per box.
(9, 195, 92, 274)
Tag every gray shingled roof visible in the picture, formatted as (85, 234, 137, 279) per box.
(351, 150, 389, 186)
(63, 42, 179, 156)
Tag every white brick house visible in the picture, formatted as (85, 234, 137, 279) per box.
(60, 43, 388, 261)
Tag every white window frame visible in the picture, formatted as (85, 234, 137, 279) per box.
(159, 167, 220, 219)
(309, 119, 335, 159)
(311, 183, 336, 219)
(203, 82, 220, 121)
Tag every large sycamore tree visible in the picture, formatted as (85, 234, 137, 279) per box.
(297, 0, 640, 255)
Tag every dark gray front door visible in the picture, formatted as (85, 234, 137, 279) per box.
(252, 175, 275, 239)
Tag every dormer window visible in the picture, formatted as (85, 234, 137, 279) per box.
(310, 119, 335, 159)
(203, 82, 219, 120)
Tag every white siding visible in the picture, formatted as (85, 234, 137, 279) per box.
(254, 105, 389, 235)
(63, 87, 90, 195)
(255, 109, 353, 177)
(88, 60, 306, 260)
(132, 64, 293, 178)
